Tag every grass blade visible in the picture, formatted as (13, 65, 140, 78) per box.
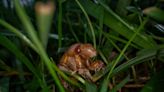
(79, 0, 157, 48)
(0, 34, 47, 90)
(85, 81, 98, 92)
(100, 78, 109, 92)
(107, 18, 148, 81)
(14, 0, 65, 91)
(0, 19, 38, 52)
(58, 1, 63, 50)
(112, 48, 157, 76)
(35, 1, 55, 48)
(75, 0, 96, 48)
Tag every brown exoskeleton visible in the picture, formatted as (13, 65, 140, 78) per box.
(58, 43, 104, 81)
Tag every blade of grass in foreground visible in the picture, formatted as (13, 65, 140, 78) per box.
(35, 1, 55, 49)
(0, 34, 49, 91)
(14, 0, 65, 91)
(86, 81, 98, 92)
(0, 19, 38, 52)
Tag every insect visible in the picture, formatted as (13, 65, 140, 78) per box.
(58, 43, 104, 81)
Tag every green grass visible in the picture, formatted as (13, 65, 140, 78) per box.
(0, 0, 164, 92)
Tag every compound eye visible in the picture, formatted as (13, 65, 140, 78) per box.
(74, 44, 81, 53)
(77, 48, 81, 53)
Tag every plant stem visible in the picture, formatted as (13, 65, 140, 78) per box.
(75, 0, 96, 48)
(58, 1, 63, 50)
(107, 19, 148, 79)
(14, 0, 65, 91)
